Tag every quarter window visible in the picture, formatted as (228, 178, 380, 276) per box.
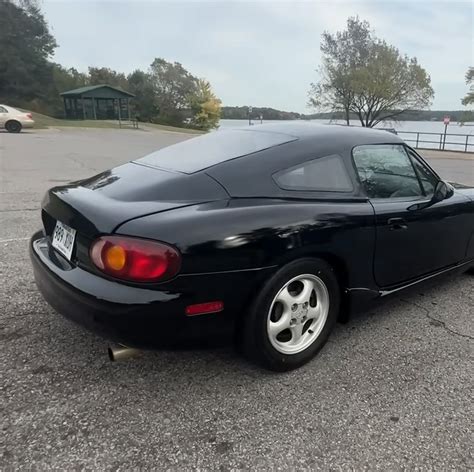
(274, 154, 353, 192)
(353, 144, 423, 199)
(406, 148, 438, 197)
(0, 106, 7, 113)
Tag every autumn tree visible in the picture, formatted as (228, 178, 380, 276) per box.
(149, 58, 198, 125)
(188, 79, 221, 130)
(309, 17, 434, 127)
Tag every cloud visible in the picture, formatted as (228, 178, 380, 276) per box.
(43, 0, 473, 112)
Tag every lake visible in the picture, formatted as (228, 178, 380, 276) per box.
(219, 119, 474, 152)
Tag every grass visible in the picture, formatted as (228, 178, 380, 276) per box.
(25, 110, 203, 134)
(26, 111, 118, 129)
(144, 121, 203, 134)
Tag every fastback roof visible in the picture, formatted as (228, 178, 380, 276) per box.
(243, 121, 402, 143)
(136, 122, 404, 176)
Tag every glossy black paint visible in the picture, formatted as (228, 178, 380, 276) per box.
(30, 123, 474, 348)
(370, 193, 473, 286)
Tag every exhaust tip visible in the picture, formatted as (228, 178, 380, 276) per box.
(107, 346, 115, 362)
(108, 343, 140, 362)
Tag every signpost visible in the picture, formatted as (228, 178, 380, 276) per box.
(248, 106, 252, 126)
(442, 115, 450, 150)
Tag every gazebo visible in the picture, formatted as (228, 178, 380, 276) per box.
(60, 84, 135, 120)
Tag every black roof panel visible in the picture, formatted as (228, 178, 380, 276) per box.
(135, 129, 298, 174)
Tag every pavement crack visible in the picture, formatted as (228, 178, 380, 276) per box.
(400, 298, 474, 341)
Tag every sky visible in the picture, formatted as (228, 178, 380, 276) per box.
(42, 0, 473, 113)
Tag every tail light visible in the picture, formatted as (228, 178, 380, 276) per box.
(26, 113, 33, 119)
(90, 235, 181, 282)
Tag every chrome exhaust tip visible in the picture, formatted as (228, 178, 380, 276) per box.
(108, 343, 140, 362)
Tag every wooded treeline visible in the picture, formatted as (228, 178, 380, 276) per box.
(0, 0, 221, 130)
(1, 2, 471, 129)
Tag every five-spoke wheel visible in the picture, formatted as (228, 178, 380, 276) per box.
(242, 258, 340, 371)
(267, 274, 329, 355)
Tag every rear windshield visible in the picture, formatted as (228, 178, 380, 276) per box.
(135, 129, 297, 174)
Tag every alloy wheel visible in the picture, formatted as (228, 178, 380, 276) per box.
(266, 274, 329, 355)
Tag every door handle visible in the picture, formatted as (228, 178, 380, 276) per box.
(388, 217, 408, 230)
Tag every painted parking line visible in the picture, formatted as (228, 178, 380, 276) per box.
(0, 237, 30, 244)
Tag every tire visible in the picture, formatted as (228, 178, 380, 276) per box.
(242, 258, 340, 371)
(5, 120, 22, 133)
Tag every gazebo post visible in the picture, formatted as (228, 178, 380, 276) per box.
(81, 96, 86, 120)
(127, 98, 131, 120)
(92, 97, 97, 120)
(117, 98, 122, 121)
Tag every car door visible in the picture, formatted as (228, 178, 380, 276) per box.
(352, 143, 472, 288)
(0, 106, 8, 127)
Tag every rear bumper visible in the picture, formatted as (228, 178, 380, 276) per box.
(21, 120, 34, 129)
(30, 232, 274, 348)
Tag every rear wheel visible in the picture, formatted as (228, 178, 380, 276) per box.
(5, 120, 22, 133)
(243, 258, 340, 371)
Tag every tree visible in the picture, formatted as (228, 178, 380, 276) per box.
(462, 67, 474, 106)
(188, 79, 221, 130)
(309, 17, 372, 125)
(0, 0, 57, 105)
(149, 58, 198, 125)
(44, 65, 89, 116)
(127, 69, 157, 121)
(308, 17, 434, 127)
(88, 67, 128, 90)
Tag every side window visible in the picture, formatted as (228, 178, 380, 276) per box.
(406, 148, 438, 197)
(274, 154, 353, 192)
(0, 106, 8, 113)
(353, 144, 423, 199)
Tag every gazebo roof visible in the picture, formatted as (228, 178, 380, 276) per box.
(60, 84, 134, 98)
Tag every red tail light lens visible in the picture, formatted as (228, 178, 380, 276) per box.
(26, 113, 33, 119)
(90, 236, 181, 282)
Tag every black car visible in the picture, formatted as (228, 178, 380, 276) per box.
(30, 123, 474, 371)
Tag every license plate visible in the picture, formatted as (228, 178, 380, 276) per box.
(52, 220, 76, 261)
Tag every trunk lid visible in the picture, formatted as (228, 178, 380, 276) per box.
(41, 162, 228, 239)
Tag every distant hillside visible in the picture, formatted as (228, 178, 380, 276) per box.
(307, 110, 474, 122)
(221, 106, 304, 120)
(222, 106, 474, 123)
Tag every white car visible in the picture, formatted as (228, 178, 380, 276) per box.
(0, 104, 35, 133)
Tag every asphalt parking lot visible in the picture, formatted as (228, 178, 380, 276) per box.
(1, 128, 473, 470)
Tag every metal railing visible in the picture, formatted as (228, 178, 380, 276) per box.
(395, 130, 473, 153)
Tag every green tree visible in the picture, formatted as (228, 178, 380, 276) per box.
(189, 79, 221, 130)
(0, 0, 57, 106)
(88, 67, 129, 90)
(43, 65, 89, 116)
(462, 67, 474, 106)
(309, 17, 371, 125)
(149, 58, 198, 125)
(309, 17, 434, 127)
(127, 69, 157, 121)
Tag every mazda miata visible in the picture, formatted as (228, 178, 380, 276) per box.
(30, 123, 474, 370)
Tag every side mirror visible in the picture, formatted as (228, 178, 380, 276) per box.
(408, 180, 453, 211)
(432, 180, 453, 203)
